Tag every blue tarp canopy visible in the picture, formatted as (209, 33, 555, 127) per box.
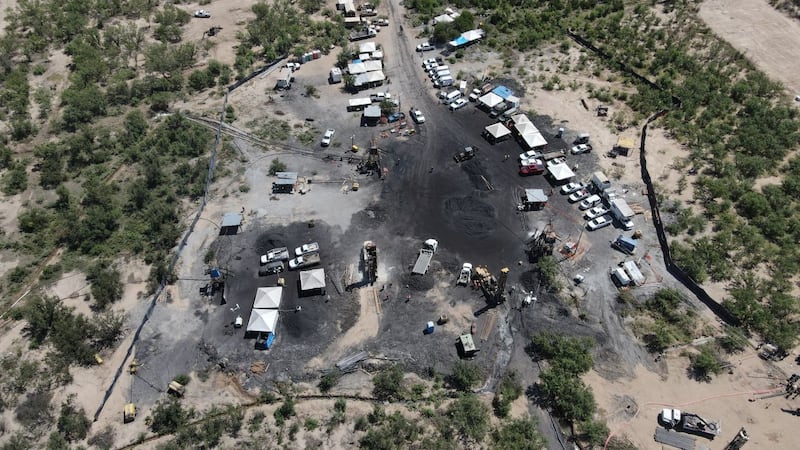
(492, 85, 513, 99)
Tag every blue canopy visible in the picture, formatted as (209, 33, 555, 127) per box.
(492, 85, 513, 99)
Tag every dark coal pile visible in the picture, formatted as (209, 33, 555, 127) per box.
(253, 230, 293, 254)
(351, 204, 389, 229)
(442, 196, 496, 238)
(460, 159, 493, 191)
(400, 273, 435, 291)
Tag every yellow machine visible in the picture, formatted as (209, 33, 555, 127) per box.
(168, 381, 185, 397)
(123, 403, 136, 423)
(352, 181, 360, 191)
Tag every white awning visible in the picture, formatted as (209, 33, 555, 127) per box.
(364, 60, 383, 72)
(510, 113, 531, 126)
(478, 92, 503, 108)
(247, 309, 278, 333)
(520, 130, 548, 149)
(347, 62, 367, 74)
(354, 70, 386, 86)
(359, 41, 377, 53)
(484, 122, 511, 139)
(300, 268, 326, 290)
(253, 287, 282, 309)
(623, 261, 645, 286)
(548, 163, 575, 181)
(524, 189, 548, 203)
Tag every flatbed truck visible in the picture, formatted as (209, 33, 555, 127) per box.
(412, 239, 438, 275)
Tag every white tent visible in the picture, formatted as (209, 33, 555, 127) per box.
(520, 130, 548, 150)
(354, 70, 386, 87)
(347, 62, 367, 74)
(300, 268, 326, 291)
(253, 287, 282, 309)
(524, 189, 548, 204)
(510, 113, 532, 126)
(548, 163, 575, 181)
(433, 14, 455, 25)
(484, 122, 511, 139)
(359, 41, 377, 53)
(364, 60, 383, 72)
(478, 92, 503, 109)
(247, 308, 278, 333)
(623, 261, 645, 285)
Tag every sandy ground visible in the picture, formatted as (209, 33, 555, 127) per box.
(700, 0, 800, 95)
(0, 0, 18, 32)
(587, 348, 799, 449)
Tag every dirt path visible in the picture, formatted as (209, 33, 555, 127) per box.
(700, 0, 800, 94)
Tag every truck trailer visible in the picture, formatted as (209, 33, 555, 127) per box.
(610, 198, 635, 230)
(660, 408, 721, 439)
(412, 239, 438, 275)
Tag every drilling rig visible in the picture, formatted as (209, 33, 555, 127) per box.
(473, 266, 509, 306)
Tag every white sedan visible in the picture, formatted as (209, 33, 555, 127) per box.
(568, 189, 590, 203)
(448, 98, 468, 111)
(587, 215, 613, 231)
(570, 143, 593, 154)
(584, 206, 608, 220)
(560, 182, 585, 195)
(194, 10, 211, 18)
(411, 109, 426, 124)
(518, 150, 541, 161)
(321, 128, 334, 146)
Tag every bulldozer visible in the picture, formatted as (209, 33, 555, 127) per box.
(123, 403, 136, 423)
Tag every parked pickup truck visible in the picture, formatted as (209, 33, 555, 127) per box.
(289, 252, 321, 270)
(260, 247, 290, 265)
(258, 261, 284, 276)
(412, 239, 438, 275)
(295, 242, 320, 256)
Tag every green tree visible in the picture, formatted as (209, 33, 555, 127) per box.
(88, 262, 123, 309)
(447, 394, 488, 442)
(689, 346, 722, 382)
(23, 295, 70, 346)
(2, 161, 28, 195)
(538, 367, 596, 424)
(449, 360, 483, 391)
(493, 370, 523, 418)
(359, 411, 420, 449)
(527, 332, 594, 376)
(149, 398, 193, 434)
(534, 255, 561, 291)
(269, 158, 287, 176)
(57, 395, 90, 441)
(372, 365, 405, 401)
(492, 417, 547, 450)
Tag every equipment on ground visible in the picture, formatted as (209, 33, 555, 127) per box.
(724, 428, 749, 450)
(457, 334, 479, 358)
(526, 224, 557, 261)
(412, 239, 438, 275)
(363, 241, 378, 283)
(660, 408, 721, 438)
(204, 26, 223, 37)
(453, 145, 478, 163)
(456, 263, 472, 286)
(123, 403, 136, 423)
(168, 381, 186, 397)
(473, 266, 509, 306)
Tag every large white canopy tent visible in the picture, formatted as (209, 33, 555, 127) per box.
(548, 163, 576, 181)
(253, 287, 283, 309)
(478, 92, 503, 109)
(300, 268, 326, 291)
(484, 122, 511, 140)
(246, 308, 279, 333)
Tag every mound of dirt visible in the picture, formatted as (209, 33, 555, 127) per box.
(351, 205, 390, 229)
(400, 273, 434, 292)
(442, 196, 496, 238)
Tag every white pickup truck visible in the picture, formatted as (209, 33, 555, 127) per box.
(295, 242, 320, 256)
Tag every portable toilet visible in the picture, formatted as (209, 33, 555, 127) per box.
(424, 321, 435, 334)
(459, 80, 467, 94)
(329, 67, 342, 84)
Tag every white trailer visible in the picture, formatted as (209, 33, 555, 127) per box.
(347, 97, 373, 111)
(610, 198, 635, 230)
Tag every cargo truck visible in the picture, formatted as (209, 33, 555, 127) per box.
(412, 239, 438, 275)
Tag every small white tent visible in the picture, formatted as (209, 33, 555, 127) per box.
(300, 268, 326, 291)
(247, 309, 279, 333)
(253, 287, 282, 309)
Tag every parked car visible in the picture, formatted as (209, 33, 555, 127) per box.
(587, 215, 613, 231)
(568, 189, 590, 203)
(321, 128, 335, 146)
(258, 261, 284, 276)
(260, 247, 290, 265)
(584, 206, 609, 220)
(579, 194, 602, 210)
(519, 163, 545, 176)
(448, 98, 469, 111)
(468, 88, 481, 102)
(295, 242, 320, 256)
(387, 112, 405, 123)
(422, 58, 438, 67)
(411, 109, 426, 123)
(560, 182, 585, 195)
(547, 157, 567, 168)
(416, 42, 434, 52)
(519, 150, 542, 161)
(570, 143, 593, 154)
(194, 9, 211, 18)
(519, 157, 543, 168)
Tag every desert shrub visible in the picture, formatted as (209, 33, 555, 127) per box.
(372, 365, 405, 401)
(493, 370, 523, 418)
(56, 395, 90, 442)
(268, 158, 287, 175)
(149, 398, 193, 434)
(273, 397, 295, 426)
(15, 391, 52, 429)
(173, 374, 191, 386)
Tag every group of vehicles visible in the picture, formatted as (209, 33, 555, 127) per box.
(259, 242, 321, 273)
(422, 58, 454, 88)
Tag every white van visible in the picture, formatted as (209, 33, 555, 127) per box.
(428, 65, 448, 77)
(444, 90, 462, 104)
(435, 76, 454, 87)
(579, 194, 602, 210)
(433, 70, 451, 80)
